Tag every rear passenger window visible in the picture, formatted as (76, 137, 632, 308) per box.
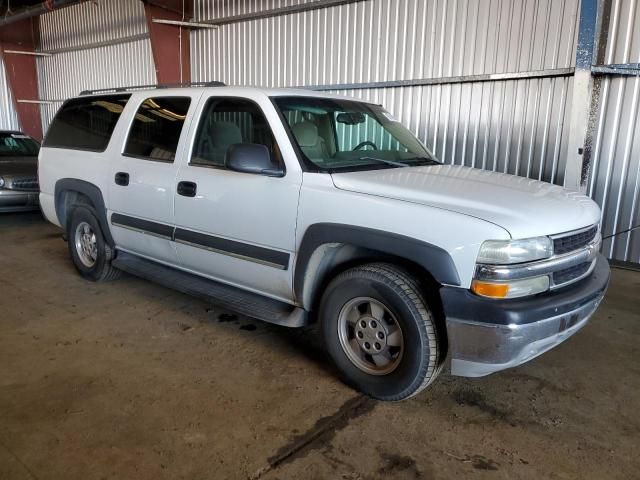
(43, 95, 131, 152)
(124, 97, 191, 162)
(191, 98, 279, 167)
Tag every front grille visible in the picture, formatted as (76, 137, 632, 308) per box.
(553, 226, 598, 255)
(9, 177, 39, 191)
(552, 262, 591, 285)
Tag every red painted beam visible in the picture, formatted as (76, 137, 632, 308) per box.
(0, 18, 43, 139)
(144, 3, 190, 85)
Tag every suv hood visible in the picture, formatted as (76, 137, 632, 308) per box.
(331, 165, 601, 239)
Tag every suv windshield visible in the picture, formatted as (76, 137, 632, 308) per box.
(273, 96, 438, 172)
(0, 132, 40, 158)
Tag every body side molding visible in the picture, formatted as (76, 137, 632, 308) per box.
(111, 212, 175, 240)
(174, 228, 290, 270)
(107, 212, 290, 270)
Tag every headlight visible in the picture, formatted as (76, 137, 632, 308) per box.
(476, 236, 553, 264)
(472, 275, 550, 299)
(0, 176, 4, 188)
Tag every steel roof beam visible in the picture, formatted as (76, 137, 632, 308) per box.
(0, 0, 85, 27)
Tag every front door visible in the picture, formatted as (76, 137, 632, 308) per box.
(173, 95, 302, 302)
(108, 94, 195, 266)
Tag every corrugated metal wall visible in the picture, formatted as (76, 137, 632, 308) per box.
(194, 0, 315, 19)
(195, 0, 578, 83)
(330, 78, 573, 182)
(39, 0, 148, 51)
(0, 56, 20, 131)
(191, 0, 579, 185)
(1, 0, 634, 262)
(36, 0, 155, 130)
(588, 0, 640, 263)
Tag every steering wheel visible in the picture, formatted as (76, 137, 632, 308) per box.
(353, 140, 378, 151)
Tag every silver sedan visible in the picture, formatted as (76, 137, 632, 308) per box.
(0, 130, 40, 213)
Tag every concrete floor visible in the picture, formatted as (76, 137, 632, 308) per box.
(1, 212, 638, 480)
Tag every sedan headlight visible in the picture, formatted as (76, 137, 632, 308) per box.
(0, 176, 4, 188)
(476, 236, 553, 265)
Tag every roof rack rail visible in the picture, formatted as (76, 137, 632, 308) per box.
(79, 81, 226, 96)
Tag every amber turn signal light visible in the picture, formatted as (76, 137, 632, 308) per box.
(471, 280, 510, 298)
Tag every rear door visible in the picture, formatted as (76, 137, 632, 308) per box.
(172, 94, 302, 302)
(108, 93, 198, 265)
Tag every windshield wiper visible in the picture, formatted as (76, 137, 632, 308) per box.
(357, 156, 409, 168)
(402, 156, 441, 165)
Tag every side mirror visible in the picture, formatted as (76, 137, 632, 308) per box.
(225, 143, 284, 177)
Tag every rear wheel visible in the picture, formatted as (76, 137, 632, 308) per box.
(320, 263, 442, 401)
(67, 206, 121, 282)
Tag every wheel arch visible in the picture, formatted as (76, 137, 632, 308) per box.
(294, 223, 461, 312)
(54, 178, 114, 247)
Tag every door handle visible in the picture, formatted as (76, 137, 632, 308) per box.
(177, 181, 197, 197)
(115, 172, 129, 186)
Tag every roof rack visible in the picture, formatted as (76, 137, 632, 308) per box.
(79, 81, 226, 96)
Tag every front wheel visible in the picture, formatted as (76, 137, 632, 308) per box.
(320, 263, 442, 401)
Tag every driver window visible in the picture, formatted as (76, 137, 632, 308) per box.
(191, 98, 281, 168)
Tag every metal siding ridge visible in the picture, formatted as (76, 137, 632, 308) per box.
(301, 68, 576, 92)
(38, 33, 150, 55)
(38, 0, 148, 51)
(200, 0, 366, 26)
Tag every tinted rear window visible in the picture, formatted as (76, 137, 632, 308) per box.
(124, 97, 191, 162)
(43, 95, 131, 151)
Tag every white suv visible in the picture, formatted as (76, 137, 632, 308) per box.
(38, 84, 609, 400)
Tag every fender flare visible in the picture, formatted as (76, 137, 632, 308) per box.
(294, 223, 461, 302)
(54, 178, 115, 246)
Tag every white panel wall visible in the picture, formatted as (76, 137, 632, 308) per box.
(588, 0, 640, 263)
(37, 39, 156, 129)
(39, 0, 148, 51)
(36, 0, 156, 132)
(191, 0, 579, 185)
(194, 0, 316, 19)
(331, 76, 573, 183)
(0, 56, 20, 131)
(192, 0, 578, 86)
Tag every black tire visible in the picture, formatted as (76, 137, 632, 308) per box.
(320, 263, 442, 401)
(67, 205, 121, 282)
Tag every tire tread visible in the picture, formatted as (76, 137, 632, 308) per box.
(325, 262, 442, 401)
(68, 205, 121, 282)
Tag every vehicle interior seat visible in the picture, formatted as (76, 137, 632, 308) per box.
(196, 121, 243, 165)
(291, 121, 328, 163)
(149, 147, 175, 161)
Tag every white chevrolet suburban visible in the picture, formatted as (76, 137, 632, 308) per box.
(38, 83, 609, 401)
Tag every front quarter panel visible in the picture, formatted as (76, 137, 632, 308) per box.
(296, 173, 511, 290)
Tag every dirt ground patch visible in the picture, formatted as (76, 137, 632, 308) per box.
(1, 212, 639, 479)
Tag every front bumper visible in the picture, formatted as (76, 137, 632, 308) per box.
(442, 254, 610, 377)
(0, 189, 39, 212)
